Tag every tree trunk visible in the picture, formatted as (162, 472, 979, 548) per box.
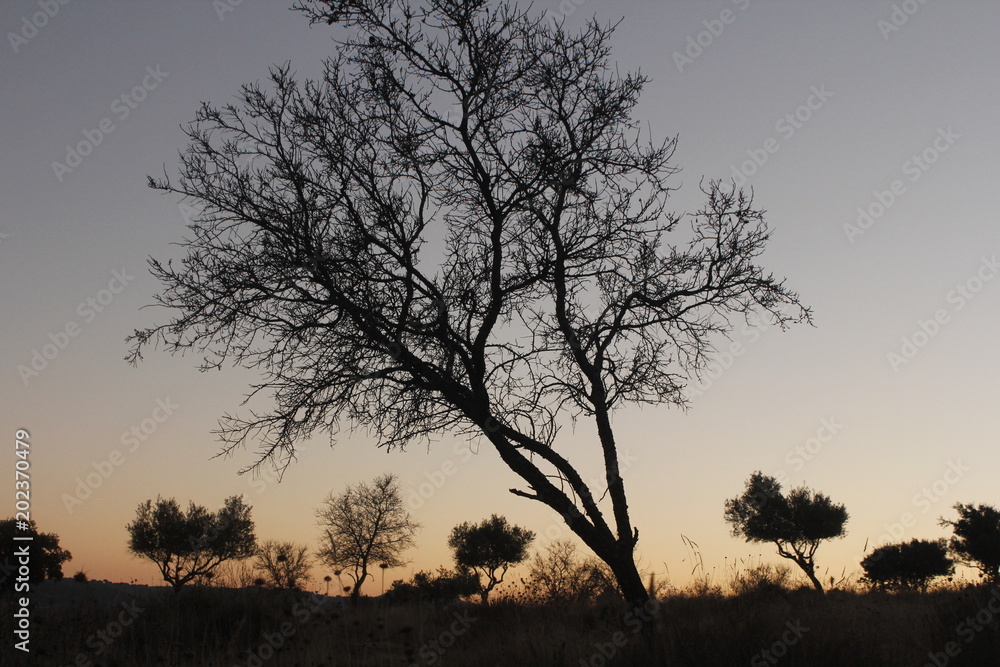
(604, 547, 649, 607)
(800, 561, 824, 593)
(615, 564, 649, 608)
(350, 571, 366, 606)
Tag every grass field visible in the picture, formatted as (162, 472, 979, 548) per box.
(4, 576, 1000, 666)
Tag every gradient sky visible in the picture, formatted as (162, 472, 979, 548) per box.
(2, 0, 998, 592)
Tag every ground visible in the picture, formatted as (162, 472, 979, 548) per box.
(2, 579, 1000, 665)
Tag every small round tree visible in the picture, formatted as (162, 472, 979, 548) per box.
(448, 515, 534, 604)
(940, 503, 1000, 584)
(861, 539, 953, 592)
(724, 472, 848, 592)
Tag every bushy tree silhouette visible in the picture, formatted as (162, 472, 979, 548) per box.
(254, 540, 313, 590)
(315, 473, 418, 603)
(940, 503, 1000, 584)
(126, 495, 256, 592)
(449, 514, 534, 604)
(387, 567, 480, 603)
(528, 539, 616, 604)
(724, 472, 847, 592)
(130, 0, 810, 605)
(0, 518, 72, 594)
(861, 539, 953, 592)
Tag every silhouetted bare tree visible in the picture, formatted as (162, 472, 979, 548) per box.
(130, 0, 810, 605)
(724, 472, 847, 592)
(315, 473, 418, 603)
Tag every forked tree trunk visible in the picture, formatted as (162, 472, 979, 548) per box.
(597, 544, 649, 608)
(804, 568, 824, 592)
(797, 559, 824, 592)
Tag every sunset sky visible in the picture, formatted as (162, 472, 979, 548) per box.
(3, 0, 998, 593)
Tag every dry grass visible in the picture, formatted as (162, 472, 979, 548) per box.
(3, 578, 999, 666)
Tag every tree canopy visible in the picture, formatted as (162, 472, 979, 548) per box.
(130, 0, 809, 604)
(126, 495, 256, 592)
(940, 503, 1000, 584)
(448, 514, 534, 604)
(315, 473, 419, 602)
(724, 472, 847, 592)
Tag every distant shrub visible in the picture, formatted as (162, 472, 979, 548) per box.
(527, 540, 617, 605)
(730, 562, 793, 597)
(211, 561, 258, 588)
(72, 570, 88, 583)
(387, 567, 479, 602)
(253, 540, 312, 590)
(861, 538, 953, 592)
(682, 575, 725, 599)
